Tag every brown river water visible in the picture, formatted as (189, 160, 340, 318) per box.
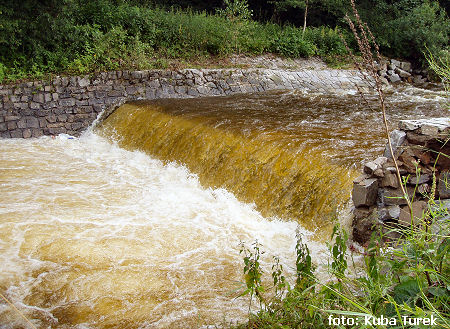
(0, 85, 447, 328)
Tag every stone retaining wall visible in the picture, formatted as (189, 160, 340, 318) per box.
(0, 68, 371, 138)
(352, 118, 450, 244)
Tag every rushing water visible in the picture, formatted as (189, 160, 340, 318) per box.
(0, 86, 447, 328)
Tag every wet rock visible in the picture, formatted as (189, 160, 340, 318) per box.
(379, 205, 401, 221)
(379, 187, 413, 206)
(398, 201, 427, 227)
(384, 130, 406, 158)
(399, 120, 421, 131)
(399, 118, 450, 133)
(364, 161, 379, 174)
(381, 172, 399, 188)
(354, 206, 373, 219)
(409, 174, 430, 185)
(388, 74, 401, 83)
(373, 168, 384, 178)
(352, 210, 379, 245)
(353, 178, 378, 207)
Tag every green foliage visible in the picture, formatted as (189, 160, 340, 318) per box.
(357, 0, 449, 61)
(1, 0, 447, 82)
(329, 223, 348, 279)
(236, 194, 450, 328)
(426, 49, 450, 107)
(273, 26, 317, 58)
(239, 240, 265, 311)
(0, 63, 5, 82)
(304, 26, 347, 56)
(2, 1, 347, 82)
(294, 231, 315, 289)
(217, 0, 253, 21)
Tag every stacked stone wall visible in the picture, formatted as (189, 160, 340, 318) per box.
(352, 118, 450, 244)
(0, 68, 371, 138)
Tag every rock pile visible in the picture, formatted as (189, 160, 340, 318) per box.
(352, 118, 450, 244)
(375, 59, 429, 84)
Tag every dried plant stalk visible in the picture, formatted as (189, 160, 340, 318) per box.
(344, 0, 413, 214)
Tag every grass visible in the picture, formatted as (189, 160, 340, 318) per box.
(0, 2, 350, 84)
(233, 197, 449, 328)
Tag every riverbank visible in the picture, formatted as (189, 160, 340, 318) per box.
(1, 61, 379, 139)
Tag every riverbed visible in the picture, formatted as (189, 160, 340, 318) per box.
(0, 85, 447, 328)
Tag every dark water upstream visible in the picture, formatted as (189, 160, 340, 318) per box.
(0, 85, 447, 328)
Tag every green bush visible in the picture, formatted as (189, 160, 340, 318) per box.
(361, 0, 449, 61)
(304, 26, 347, 56)
(273, 26, 317, 58)
(0, 0, 355, 81)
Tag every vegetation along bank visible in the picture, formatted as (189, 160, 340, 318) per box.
(0, 0, 448, 82)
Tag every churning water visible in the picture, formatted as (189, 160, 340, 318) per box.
(0, 86, 447, 328)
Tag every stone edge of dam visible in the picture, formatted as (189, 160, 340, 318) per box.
(0, 68, 372, 138)
(351, 118, 450, 245)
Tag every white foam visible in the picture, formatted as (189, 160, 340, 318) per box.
(0, 132, 328, 327)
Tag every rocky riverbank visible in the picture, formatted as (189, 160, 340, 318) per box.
(352, 118, 450, 244)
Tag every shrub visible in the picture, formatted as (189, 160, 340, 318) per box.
(304, 26, 347, 56)
(273, 26, 317, 58)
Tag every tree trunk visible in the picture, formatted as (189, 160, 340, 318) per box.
(302, 0, 308, 37)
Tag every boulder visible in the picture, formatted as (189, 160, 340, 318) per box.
(406, 132, 429, 145)
(381, 172, 399, 188)
(374, 156, 388, 166)
(353, 174, 370, 184)
(380, 187, 414, 206)
(396, 68, 411, 78)
(379, 205, 401, 221)
(413, 75, 426, 84)
(388, 74, 401, 83)
(383, 130, 406, 158)
(418, 183, 430, 195)
(399, 61, 412, 72)
(363, 161, 379, 174)
(373, 168, 384, 178)
(398, 201, 428, 227)
(408, 174, 430, 185)
(399, 118, 450, 133)
(354, 206, 373, 219)
(353, 178, 378, 207)
(398, 150, 418, 173)
(352, 211, 379, 245)
(390, 59, 401, 67)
